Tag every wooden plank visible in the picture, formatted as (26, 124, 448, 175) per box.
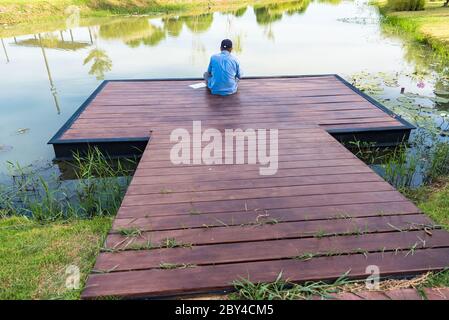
(95, 230, 449, 272)
(132, 159, 366, 177)
(106, 214, 432, 248)
(112, 201, 421, 231)
(116, 191, 409, 218)
(81, 248, 449, 299)
(121, 182, 394, 206)
(130, 166, 374, 184)
(125, 173, 383, 194)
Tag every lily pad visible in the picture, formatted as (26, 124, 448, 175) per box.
(435, 89, 449, 96)
(16, 128, 30, 135)
(430, 96, 449, 104)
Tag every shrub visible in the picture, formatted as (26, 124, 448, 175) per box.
(387, 0, 426, 11)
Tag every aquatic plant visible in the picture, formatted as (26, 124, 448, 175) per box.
(346, 131, 449, 190)
(0, 148, 136, 221)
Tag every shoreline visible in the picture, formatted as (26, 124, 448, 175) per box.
(373, 1, 449, 60)
(0, 0, 279, 26)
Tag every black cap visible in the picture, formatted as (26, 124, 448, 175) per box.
(221, 39, 233, 50)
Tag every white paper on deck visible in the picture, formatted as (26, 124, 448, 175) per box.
(189, 82, 207, 89)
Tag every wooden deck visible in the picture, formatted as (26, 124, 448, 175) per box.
(49, 75, 413, 158)
(49, 75, 449, 299)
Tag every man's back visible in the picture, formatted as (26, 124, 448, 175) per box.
(207, 50, 241, 96)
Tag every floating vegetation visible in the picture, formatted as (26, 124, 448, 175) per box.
(348, 70, 449, 133)
(337, 17, 378, 25)
(0, 145, 13, 153)
(16, 128, 30, 135)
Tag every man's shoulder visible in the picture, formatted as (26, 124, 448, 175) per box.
(210, 53, 222, 60)
(210, 52, 239, 65)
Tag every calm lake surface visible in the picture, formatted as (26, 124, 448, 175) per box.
(0, 0, 448, 181)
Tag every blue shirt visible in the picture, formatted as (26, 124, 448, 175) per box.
(207, 51, 241, 96)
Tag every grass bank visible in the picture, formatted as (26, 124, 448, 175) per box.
(374, 1, 449, 60)
(0, 0, 261, 25)
(0, 148, 135, 299)
(0, 216, 111, 299)
(0, 0, 193, 25)
(406, 178, 449, 230)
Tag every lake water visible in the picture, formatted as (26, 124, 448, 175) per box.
(0, 0, 448, 182)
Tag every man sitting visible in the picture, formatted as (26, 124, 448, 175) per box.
(204, 39, 241, 96)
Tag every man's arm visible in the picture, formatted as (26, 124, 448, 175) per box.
(235, 61, 241, 80)
(207, 57, 213, 75)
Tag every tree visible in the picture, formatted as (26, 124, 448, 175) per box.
(83, 48, 112, 80)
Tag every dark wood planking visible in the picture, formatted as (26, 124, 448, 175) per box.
(137, 154, 359, 169)
(81, 248, 449, 299)
(77, 107, 386, 119)
(130, 166, 374, 185)
(125, 173, 383, 194)
(85, 102, 377, 113)
(112, 201, 421, 232)
(95, 230, 449, 272)
(72, 77, 447, 299)
(59, 76, 405, 142)
(106, 214, 432, 248)
(132, 159, 367, 177)
(121, 182, 394, 206)
(116, 191, 410, 218)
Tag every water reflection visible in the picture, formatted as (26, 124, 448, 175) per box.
(1, 38, 9, 63)
(83, 48, 112, 80)
(162, 17, 184, 37)
(181, 13, 214, 34)
(92, 1, 328, 48)
(15, 34, 90, 51)
(254, 0, 311, 25)
(37, 34, 61, 114)
(97, 14, 214, 48)
(0, 0, 448, 178)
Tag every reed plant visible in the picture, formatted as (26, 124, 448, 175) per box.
(0, 148, 135, 222)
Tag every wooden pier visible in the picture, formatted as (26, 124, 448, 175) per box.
(48, 75, 449, 299)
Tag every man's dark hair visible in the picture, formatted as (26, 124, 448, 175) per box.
(221, 39, 233, 51)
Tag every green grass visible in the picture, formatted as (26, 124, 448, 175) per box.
(0, 148, 135, 299)
(401, 179, 449, 288)
(230, 271, 352, 300)
(375, 1, 449, 59)
(0, 0, 289, 25)
(0, 215, 111, 299)
(406, 179, 449, 230)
